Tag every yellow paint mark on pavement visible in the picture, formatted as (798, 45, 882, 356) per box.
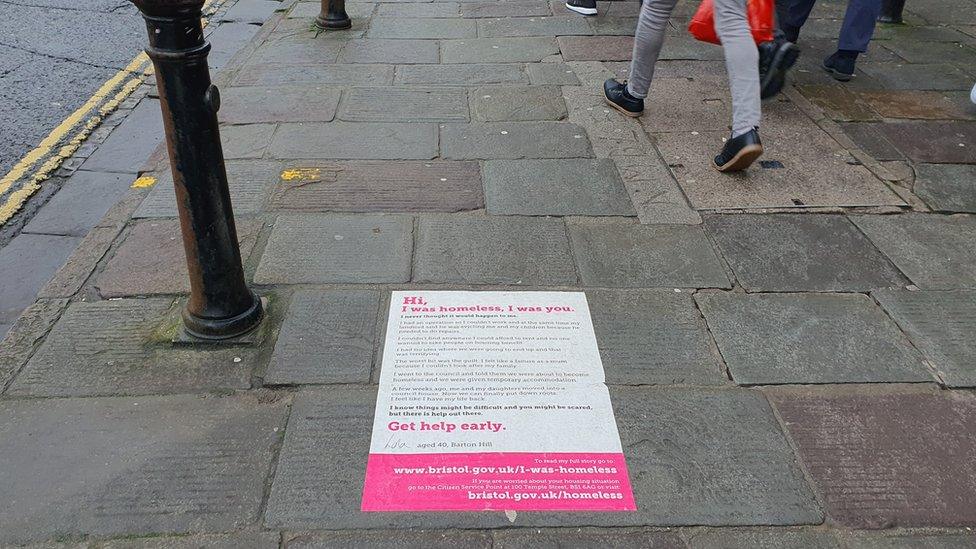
(281, 168, 323, 182)
(131, 176, 158, 189)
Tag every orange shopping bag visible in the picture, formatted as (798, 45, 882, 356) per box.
(688, 0, 775, 45)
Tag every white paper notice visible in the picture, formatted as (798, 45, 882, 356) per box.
(361, 291, 636, 512)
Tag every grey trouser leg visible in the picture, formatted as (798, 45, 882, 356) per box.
(627, 0, 760, 136)
(713, 0, 761, 136)
(626, 0, 678, 99)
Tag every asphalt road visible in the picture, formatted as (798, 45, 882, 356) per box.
(0, 0, 147, 176)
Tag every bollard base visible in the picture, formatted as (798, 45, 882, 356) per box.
(181, 292, 265, 341)
(315, 13, 352, 29)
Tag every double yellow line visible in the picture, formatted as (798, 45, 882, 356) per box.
(0, 0, 227, 225)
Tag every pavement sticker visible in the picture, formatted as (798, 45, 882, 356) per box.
(362, 291, 636, 512)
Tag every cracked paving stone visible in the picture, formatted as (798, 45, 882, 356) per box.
(568, 220, 731, 288)
(586, 290, 724, 385)
(703, 214, 907, 292)
(0, 392, 287, 545)
(696, 292, 931, 385)
(852, 213, 976, 290)
(4, 299, 256, 398)
(254, 214, 413, 284)
(0, 299, 68, 391)
(265, 290, 381, 385)
(613, 156, 702, 225)
(413, 215, 577, 285)
(769, 389, 976, 529)
(470, 85, 567, 121)
(874, 289, 976, 388)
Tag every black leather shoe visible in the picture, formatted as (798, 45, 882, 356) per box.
(565, 0, 597, 15)
(822, 51, 856, 81)
(759, 39, 800, 99)
(603, 79, 644, 117)
(713, 128, 763, 172)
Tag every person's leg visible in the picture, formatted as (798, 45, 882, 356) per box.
(626, 0, 679, 98)
(712, 0, 763, 171)
(838, 0, 882, 52)
(776, 0, 818, 42)
(714, 0, 761, 137)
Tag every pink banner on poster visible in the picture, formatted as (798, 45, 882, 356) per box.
(363, 452, 636, 511)
(362, 291, 636, 513)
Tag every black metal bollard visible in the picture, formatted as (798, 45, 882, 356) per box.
(131, 0, 264, 340)
(878, 0, 906, 23)
(317, 0, 352, 30)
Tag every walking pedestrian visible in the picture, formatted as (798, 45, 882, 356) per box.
(603, 0, 794, 172)
(776, 0, 882, 81)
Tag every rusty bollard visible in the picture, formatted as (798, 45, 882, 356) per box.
(130, 0, 264, 339)
(317, 0, 352, 30)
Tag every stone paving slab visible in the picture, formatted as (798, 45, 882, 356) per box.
(683, 528, 842, 549)
(220, 85, 341, 124)
(561, 86, 657, 158)
(703, 214, 907, 292)
(338, 87, 470, 122)
(377, 3, 462, 17)
(233, 63, 395, 86)
(265, 386, 821, 529)
(477, 16, 590, 37)
(0, 393, 287, 545)
(79, 99, 162, 174)
(22, 171, 133, 237)
(586, 289, 724, 385)
(395, 63, 529, 85)
(587, 16, 639, 36)
(613, 156, 703, 225)
(852, 213, 976, 290)
(266, 290, 380, 385)
(874, 289, 976, 387)
(412, 215, 577, 285)
(459, 1, 552, 18)
(835, 531, 976, 548)
(0, 233, 81, 325)
(877, 121, 976, 164)
(268, 122, 438, 160)
(338, 39, 440, 64)
(657, 115, 905, 210)
(696, 292, 931, 385)
(470, 85, 567, 121)
(837, 122, 907, 161)
(558, 35, 633, 61)
(99, 531, 281, 549)
(248, 38, 343, 64)
(483, 158, 634, 215)
(95, 218, 262, 298)
(881, 41, 976, 66)
(526, 62, 582, 84)
(366, 17, 477, 39)
(254, 214, 413, 284)
(857, 63, 975, 91)
(442, 37, 559, 63)
(0, 298, 68, 391)
(37, 226, 122, 299)
(441, 122, 593, 159)
(855, 90, 976, 120)
(5, 299, 255, 397)
(914, 164, 976, 213)
(568, 220, 731, 288)
(768, 388, 976, 528)
(643, 77, 734, 132)
(135, 160, 281, 218)
(797, 85, 880, 122)
(285, 531, 492, 548)
(220, 123, 277, 159)
(269, 160, 483, 212)
(493, 528, 684, 548)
